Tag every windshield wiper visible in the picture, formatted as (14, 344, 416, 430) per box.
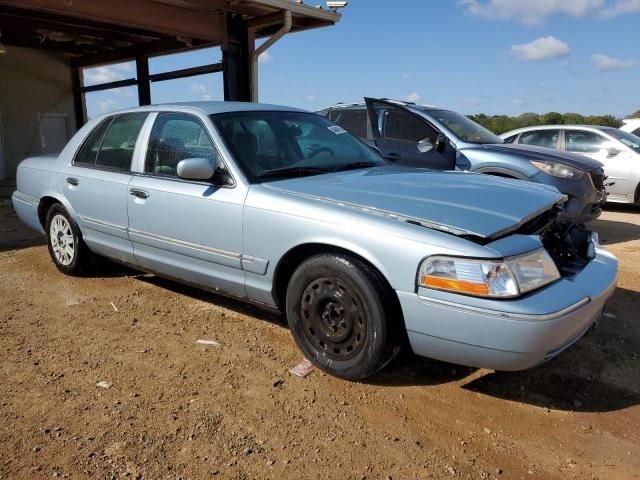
(259, 166, 329, 180)
(331, 161, 379, 172)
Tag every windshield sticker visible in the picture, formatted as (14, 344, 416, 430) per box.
(327, 125, 347, 135)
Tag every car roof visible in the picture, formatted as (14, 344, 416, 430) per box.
(321, 99, 443, 111)
(97, 101, 308, 117)
(502, 124, 616, 136)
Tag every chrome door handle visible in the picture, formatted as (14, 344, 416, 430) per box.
(66, 177, 79, 186)
(129, 188, 149, 199)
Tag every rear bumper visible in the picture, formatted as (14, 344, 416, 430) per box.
(398, 248, 617, 371)
(12, 191, 44, 233)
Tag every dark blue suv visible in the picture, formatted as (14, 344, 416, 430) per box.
(318, 98, 606, 223)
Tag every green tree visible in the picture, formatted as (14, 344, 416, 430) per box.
(466, 111, 624, 134)
(541, 112, 564, 125)
(562, 113, 585, 125)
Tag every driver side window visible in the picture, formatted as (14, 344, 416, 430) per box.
(145, 113, 218, 177)
(383, 109, 435, 143)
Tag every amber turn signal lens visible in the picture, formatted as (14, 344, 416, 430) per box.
(422, 276, 490, 295)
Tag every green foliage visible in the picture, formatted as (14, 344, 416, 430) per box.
(468, 112, 624, 134)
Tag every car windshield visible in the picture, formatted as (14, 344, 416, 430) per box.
(427, 109, 504, 145)
(211, 111, 385, 182)
(604, 128, 640, 154)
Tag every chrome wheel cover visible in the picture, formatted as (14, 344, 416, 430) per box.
(50, 214, 75, 266)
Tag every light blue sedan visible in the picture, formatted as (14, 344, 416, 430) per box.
(12, 102, 617, 380)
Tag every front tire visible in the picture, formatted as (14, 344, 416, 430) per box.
(285, 254, 400, 380)
(45, 204, 91, 275)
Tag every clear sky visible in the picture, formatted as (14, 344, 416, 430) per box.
(83, 0, 640, 119)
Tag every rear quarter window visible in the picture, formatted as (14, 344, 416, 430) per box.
(330, 109, 368, 139)
(74, 118, 112, 166)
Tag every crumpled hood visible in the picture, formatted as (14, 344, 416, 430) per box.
(469, 143, 604, 171)
(265, 166, 565, 239)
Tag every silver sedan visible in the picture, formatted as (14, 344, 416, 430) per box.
(13, 102, 617, 380)
(502, 125, 640, 205)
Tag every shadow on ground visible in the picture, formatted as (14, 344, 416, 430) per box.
(74, 260, 640, 402)
(0, 206, 46, 252)
(592, 218, 640, 245)
(460, 287, 640, 413)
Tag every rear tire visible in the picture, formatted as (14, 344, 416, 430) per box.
(45, 204, 91, 276)
(285, 254, 400, 380)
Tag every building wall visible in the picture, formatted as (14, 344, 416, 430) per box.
(0, 47, 76, 179)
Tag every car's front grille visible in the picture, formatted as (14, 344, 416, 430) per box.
(590, 168, 605, 191)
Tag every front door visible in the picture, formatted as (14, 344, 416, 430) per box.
(127, 112, 246, 297)
(564, 129, 630, 199)
(63, 113, 149, 264)
(364, 98, 456, 170)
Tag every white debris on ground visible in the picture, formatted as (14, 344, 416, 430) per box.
(289, 359, 315, 378)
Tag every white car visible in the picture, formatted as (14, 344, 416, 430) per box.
(501, 125, 640, 205)
(620, 119, 640, 137)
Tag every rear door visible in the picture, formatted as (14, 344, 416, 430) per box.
(564, 129, 630, 198)
(364, 98, 455, 169)
(63, 113, 149, 264)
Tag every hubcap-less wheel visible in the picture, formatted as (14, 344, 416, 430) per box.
(300, 276, 367, 361)
(49, 214, 75, 266)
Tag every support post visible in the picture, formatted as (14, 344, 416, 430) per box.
(136, 55, 151, 106)
(70, 66, 86, 129)
(223, 12, 251, 101)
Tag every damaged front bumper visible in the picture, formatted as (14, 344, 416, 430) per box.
(398, 244, 617, 371)
(532, 167, 606, 224)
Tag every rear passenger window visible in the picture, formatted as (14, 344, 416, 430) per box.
(331, 109, 368, 139)
(503, 134, 517, 144)
(74, 119, 112, 166)
(383, 110, 434, 143)
(145, 113, 217, 177)
(95, 113, 148, 171)
(565, 131, 606, 154)
(632, 127, 640, 137)
(519, 130, 559, 149)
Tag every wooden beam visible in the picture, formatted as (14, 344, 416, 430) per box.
(0, 0, 226, 42)
(70, 38, 214, 69)
(0, 7, 163, 42)
(81, 78, 138, 93)
(248, 11, 287, 29)
(149, 62, 223, 82)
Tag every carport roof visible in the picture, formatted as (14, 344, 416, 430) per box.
(0, 0, 341, 64)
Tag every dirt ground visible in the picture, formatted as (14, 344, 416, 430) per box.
(1, 202, 639, 480)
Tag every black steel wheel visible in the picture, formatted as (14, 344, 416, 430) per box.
(300, 276, 367, 361)
(286, 253, 401, 380)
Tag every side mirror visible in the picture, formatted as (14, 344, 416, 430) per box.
(177, 157, 217, 180)
(417, 138, 434, 153)
(607, 147, 621, 158)
(434, 134, 447, 153)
